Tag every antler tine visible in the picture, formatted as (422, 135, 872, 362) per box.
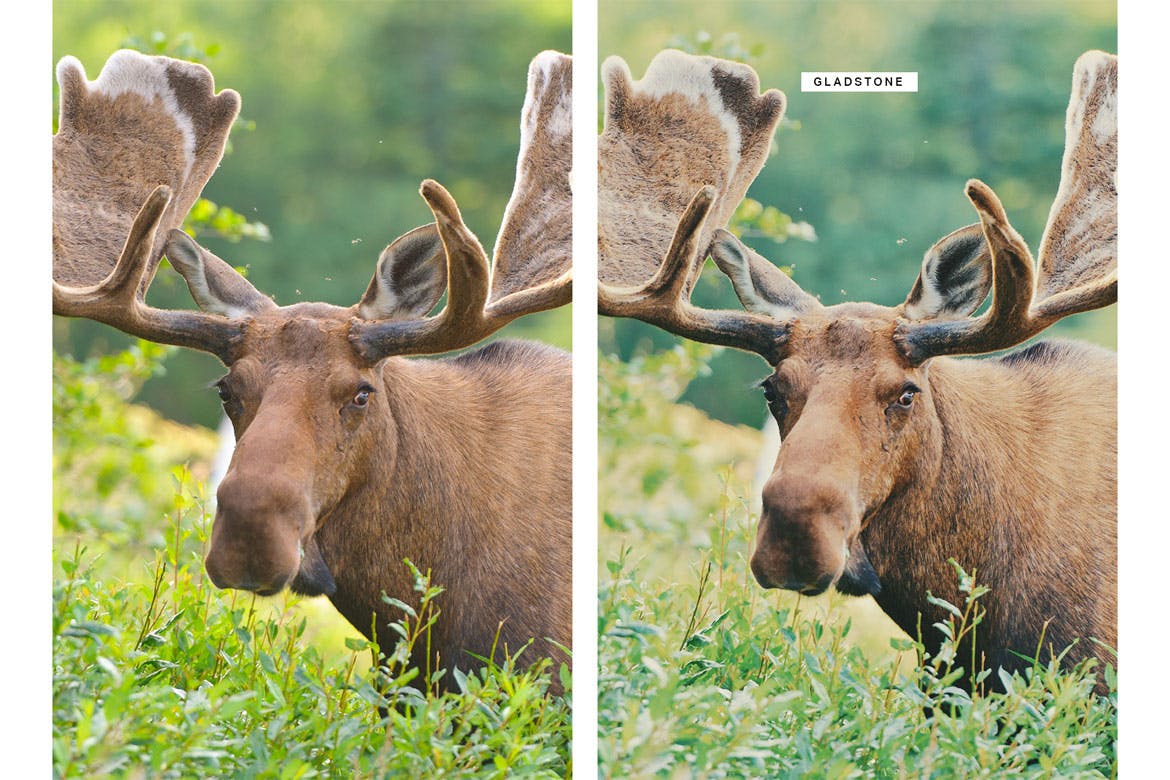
(1035, 51, 1117, 312)
(897, 52, 1118, 364)
(53, 49, 249, 362)
(490, 51, 573, 305)
(53, 50, 240, 290)
(351, 180, 529, 360)
(53, 185, 245, 361)
(599, 187, 791, 364)
(598, 50, 794, 363)
(485, 269, 572, 320)
(352, 51, 574, 362)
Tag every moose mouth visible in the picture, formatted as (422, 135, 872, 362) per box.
(289, 535, 337, 597)
(205, 527, 336, 598)
(837, 537, 882, 597)
(751, 534, 881, 597)
(791, 573, 835, 597)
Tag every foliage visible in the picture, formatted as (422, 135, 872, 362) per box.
(600, 4, 1117, 426)
(52, 342, 216, 559)
(599, 344, 755, 549)
(181, 197, 271, 246)
(119, 29, 220, 63)
(53, 349, 571, 779)
(53, 3, 572, 427)
(597, 346, 1117, 778)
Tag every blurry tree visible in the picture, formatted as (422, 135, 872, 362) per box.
(53, 0, 571, 426)
(599, 0, 1116, 427)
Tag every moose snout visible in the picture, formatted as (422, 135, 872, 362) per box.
(205, 473, 313, 595)
(752, 476, 856, 595)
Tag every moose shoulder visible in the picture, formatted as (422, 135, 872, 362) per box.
(857, 339, 1115, 678)
(598, 49, 1117, 690)
(53, 49, 573, 693)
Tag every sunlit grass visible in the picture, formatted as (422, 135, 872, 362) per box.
(52, 346, 571, 778)
(598, 345, 1116, 778)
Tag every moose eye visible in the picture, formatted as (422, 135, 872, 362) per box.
(351, 386, 373, 408)
(893, 384, 920, 409)
(215, 381, 234, 404)
(761, 382, 789, 419)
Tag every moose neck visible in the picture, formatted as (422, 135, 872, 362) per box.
(312, 341, 572, 679)
(859, 343, 1117, 668)
(313, 353, 492, 625)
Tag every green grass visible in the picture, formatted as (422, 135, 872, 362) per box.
(52, 345, 571, 778)
(598, 345, 1117, 778)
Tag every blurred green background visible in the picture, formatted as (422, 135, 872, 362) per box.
(600, 0, 1117, 427)
(53, 0, 571, 427)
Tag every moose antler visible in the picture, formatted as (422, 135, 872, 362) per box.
(52, 50, 256, 361)
(597, 51, 796, 364)
(895, 51, 1118, 363)
(599, 49, 1117, 368)
(53, 49, 573, 366)
(350, 51, 572, 360)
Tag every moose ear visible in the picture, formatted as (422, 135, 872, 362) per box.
(902, 224, 992, 320)
(164, 230, 276, 317)
(709, 229, 822, 318)
(357, 223, 448, 321)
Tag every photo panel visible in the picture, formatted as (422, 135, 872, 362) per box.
(51, 1, 573, 775)
(597, 1, 1117, 775)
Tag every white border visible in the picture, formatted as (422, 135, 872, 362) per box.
(571, 1, 599, 777)
(1117, 0, 1161, 769)
(8, 2, 51, 774)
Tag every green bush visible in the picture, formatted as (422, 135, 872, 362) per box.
(598, 346, 1117, 778)
(52, 348, 571, 778)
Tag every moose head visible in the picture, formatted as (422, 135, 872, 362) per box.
(599, 50, 1117, 684)
(53, 49, 573, 683)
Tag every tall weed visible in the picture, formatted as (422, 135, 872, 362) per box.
(53, 347, 571, 778)
(598, 347, 1116, 778)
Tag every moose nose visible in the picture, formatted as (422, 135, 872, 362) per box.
(206, 473, 310, 594)
(203, 543, 296, 595)
(761, 476, 852, 529)
(750, 555, 779, 589)
(754, 475, 855, 593)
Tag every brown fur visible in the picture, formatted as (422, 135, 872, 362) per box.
(52, 49, 574, 696)
(754, 305, 1116, 691)
(207, 304, 571, 692)
(865, 340, 1116, 686)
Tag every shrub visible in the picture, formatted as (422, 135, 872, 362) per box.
(52, 347, 571, 778)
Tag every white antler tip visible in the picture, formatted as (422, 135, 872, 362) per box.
(529, 50, 570, 78)
(1073, 50, 1117, 77)
(55, 55, 86, 85)
(964, 179, 1007, 221)
(600, 55, 632, 83)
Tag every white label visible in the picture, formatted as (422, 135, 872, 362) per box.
(801, 72, 918, 92)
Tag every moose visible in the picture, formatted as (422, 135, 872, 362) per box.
(599, 49, 1117, 690)
(53, 49, 573, 692)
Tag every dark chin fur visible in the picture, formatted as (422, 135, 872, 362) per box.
(289, 536, 336, 597)
(836, 539, 881, 596)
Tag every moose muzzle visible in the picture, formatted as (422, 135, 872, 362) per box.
(752, 475, 858, 596)
(205, 472, 314, 596)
